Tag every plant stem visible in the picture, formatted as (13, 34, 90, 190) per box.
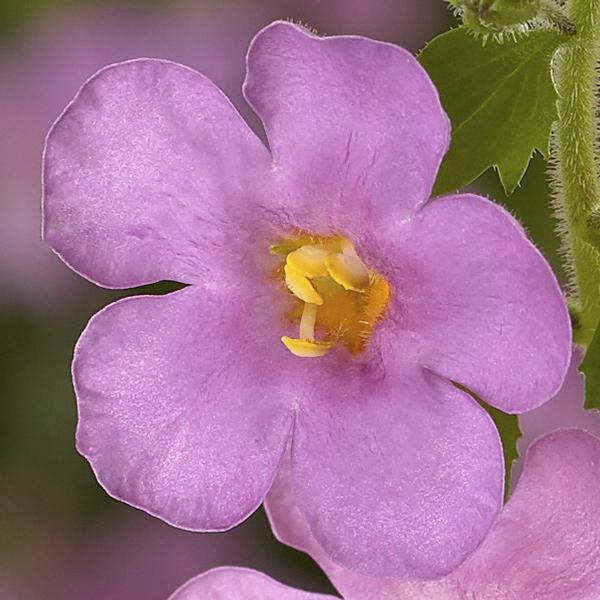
(552, 0, 600, 345)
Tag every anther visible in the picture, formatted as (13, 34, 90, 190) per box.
(284, 263, 324, 305)
(275, 234, 389, 358)
(281, 336, 335, 358)
(287, 245, 329, 277)
(324, 253, 370, 292)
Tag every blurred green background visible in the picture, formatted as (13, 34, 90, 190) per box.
(0, 1, 597, 598)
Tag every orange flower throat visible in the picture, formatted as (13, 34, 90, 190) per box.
(271, 233, 391, 358)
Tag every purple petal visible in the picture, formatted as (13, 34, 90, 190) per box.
(74, 285, 293, 530)
(266, 451, 459, 600)
(452, 429, 600, 598)
(382, 193, 570, 413)
(169, 567, 339, 599)
(268, 431, 600, 599)
(243, 21, 449, 240)
(43, 59, 271, 289)
(288, 365, 503, 578)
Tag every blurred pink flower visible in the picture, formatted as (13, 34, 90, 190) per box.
(513, 347, 600, 485)
(0, 574, 30, 600)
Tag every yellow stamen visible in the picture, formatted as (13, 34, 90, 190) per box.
(287, 245, 329, 278)
(284, 263, 324, 306)
(324, 253, 370, 292)
(299, 302, 318, 340)
(281, 336, 334, 358)
(340, 238, 358, 256)
(274, 232, 390, 358)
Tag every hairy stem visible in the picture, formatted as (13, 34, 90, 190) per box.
(552, 0, 600, 345)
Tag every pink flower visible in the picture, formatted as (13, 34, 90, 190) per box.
(169, 567, 337, 600)
(171, 429, 600, 599)
(43, 22, 570, 577)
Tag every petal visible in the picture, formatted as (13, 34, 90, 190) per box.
(288, 365, 503, 578)
(267, 435, 600, 600)
(169, 567, 339, 599)
(452, 429, 600, 599)
(43, 58, 272, 289)
(244, 21, 449, 240)
(266, 452, 460, 600)
(74, 285, 293, 530)
(383, 193, 570, 413)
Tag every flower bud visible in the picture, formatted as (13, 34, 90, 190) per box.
(448, 0, 575, 36)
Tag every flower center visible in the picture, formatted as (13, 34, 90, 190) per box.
(271, 233, 390, 358)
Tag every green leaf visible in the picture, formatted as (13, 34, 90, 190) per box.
(482, 402, 522, 499)
(580, 323, 600, 411)
(419, 27, 563, 195)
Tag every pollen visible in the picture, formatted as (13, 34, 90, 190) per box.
(272, 233, 391, 358)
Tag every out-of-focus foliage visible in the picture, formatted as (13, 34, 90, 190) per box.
(0, 0, 85, 37)
(580, 329, 600, 411)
